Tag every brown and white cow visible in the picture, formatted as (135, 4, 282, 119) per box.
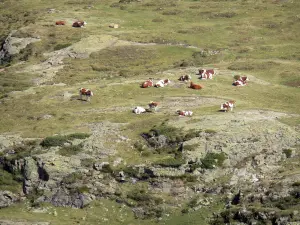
(178, 74, 191, 82)
(189, 82, 203, 89)
(79, 88, 93, 101)
(72, 21, 87, 28)
(177, 110, 193, 116)
(55, 21, 66, 25)
(220, 100, 236, 112)
(148, 101, 159, 112)
(199, 69, 215, 80)
(233, 76, 249, 86)
(155, 79, 171, 87)
(141, 78, 154, 88)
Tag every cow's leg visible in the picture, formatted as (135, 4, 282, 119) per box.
(80, 93, 82, 100)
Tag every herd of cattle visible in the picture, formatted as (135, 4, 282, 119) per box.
(79, 68, 249, 116)
(56, 19, 248, 116)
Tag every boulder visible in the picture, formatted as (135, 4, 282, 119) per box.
(0, 191, 18, 208)
(0, 31, 40, 64)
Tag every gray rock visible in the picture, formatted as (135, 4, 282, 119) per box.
(0, 31, 40, 64)
(0, 191, 18, 208)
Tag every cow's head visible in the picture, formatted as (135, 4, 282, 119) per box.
(164, 79, 170, 84)
(199, 69, 206, 75)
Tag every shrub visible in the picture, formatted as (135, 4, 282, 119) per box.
(283, 149, 292, 158)
(41, 133, 90, 147)
(58, 145, 83, 156)
(123, 166, 139, 177)
(204, 129, 217, 134)
(200, 152, 227, 169)
(40, 135, 68, 147)
(153, 157, 185, 168)
(66, 133, 91, 140)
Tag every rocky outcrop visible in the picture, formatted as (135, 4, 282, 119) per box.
(0, 191, 18, 208)
(0, 31, 40, 64)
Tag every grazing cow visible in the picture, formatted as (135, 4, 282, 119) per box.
(177, 110, 193, 116)
(79, 88, 93, 101)
(55, 21, 66, 25)
(148, 101, 159, 112)
(220, 100, 236, 112)
(133, 106, 146, 114)
(141, 78, 154, 88)
(189, 82, 203, 89)
(72, 21, 87, 28)
(178, 74, 191, 82)
(155, 79, 171, 87)
(233, 76, 249, 86)
(199, 69, 215, 79)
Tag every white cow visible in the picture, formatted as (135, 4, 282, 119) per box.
(133, 106, 146, 114)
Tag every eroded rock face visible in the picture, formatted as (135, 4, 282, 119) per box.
(0, 31, 40, 64)
(0, 191, 18, 208)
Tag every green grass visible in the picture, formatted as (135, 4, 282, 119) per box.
(0, 0, 300, 224)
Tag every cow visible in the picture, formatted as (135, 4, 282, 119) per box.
(141, 78, 154, 88)
(72, 21, 87, 28)
(177, 110, 193, 116)
(155, 79, 171, 88)
(133, 106, 146, 114)
(233, 76, 249, 86)
(220, 100, 236, 112)
(55, 21, 66, 25)
(148, 101, 159, 112)
(189, 82, 203, 89)
(178, 74, 191, 82)
(199, 69, 215, 79)
(79, 88, 93, 101)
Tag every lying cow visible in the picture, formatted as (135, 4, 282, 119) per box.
(220, 100, 236, 112)
(179, 74, 191, 82)
(189, 82, 203, 89)
(233, 76, 249, 86)
(155, 79, 171, 87)
(148, 101, 159, 112)
(177, 110, 193, 116)
(141, 78, 154, 88)
(79, 88, 93, 101)
(199, 69, 215, 79)
(55, 21, 66, 25)
(133, 106, 146, 114)
(72, 21, 87, 28)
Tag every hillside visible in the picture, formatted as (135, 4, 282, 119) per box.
(0, 0, 300, 224)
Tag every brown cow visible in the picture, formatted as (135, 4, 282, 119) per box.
(55, 21, 66, 25)
(189, 82, 203, 89)
(141, 78, 154, 88)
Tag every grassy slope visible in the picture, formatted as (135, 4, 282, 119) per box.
(0, 0, 299, 224)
